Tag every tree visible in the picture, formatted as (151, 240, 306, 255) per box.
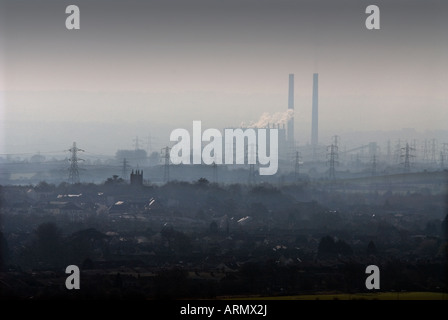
(366, 240, 377, 255)
(35, 222, 65, 268)
(82, 257, 94, 270)
(317, 236, 336, 258)
(336, 239, 353, 256)
(0, 231, 9, 270)
(250, 202, 269, 219)
(317, 236, 353, 258)
(104, 175, 124, 185)
(209, 221, 219, 234)
(67, 228, 108, 264)
(161, 226, 192, 255)
(36, 222, 61, 246)
(442, 214, 448, 241)
(425, 220, 439, 236)
(196, 177, 209, 186)
(154, 268, 189, 299)
(35, 181, 55, 192)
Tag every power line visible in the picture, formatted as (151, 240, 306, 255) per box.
(0, 150, 66, 156)
(246, 143, 256, 185)
(160, 146, 171, 183)
(400, 142, 415, 173)
(294, 151, 301, 180)
(212, 161, 218, 183)
(121, 158, 130, 180)
(371, 154, 377, 176)
(67, 142, 84, 184)
(327, 143, 338, 180)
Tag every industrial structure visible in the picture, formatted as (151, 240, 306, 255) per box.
(287, 73, 295, 148)
(222, 124, 288, 164)
(161, 146, 171, 182)
(67, 142, 84, 184)
(5, 72, 448, 187)
(311, 73, 319, 158)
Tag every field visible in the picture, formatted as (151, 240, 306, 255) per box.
(233, 292, 448, 300)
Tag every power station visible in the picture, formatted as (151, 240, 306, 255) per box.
(5, 69, 447, 187)
(285, 72, 320, 164)
(287, 73, 294, 148)
(311, 73, 319, 148)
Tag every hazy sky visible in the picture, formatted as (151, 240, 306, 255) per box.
(1, 0, 447, 156)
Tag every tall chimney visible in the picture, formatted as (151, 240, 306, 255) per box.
(287, 74, 294, 145)
(311, 73, 318, 147)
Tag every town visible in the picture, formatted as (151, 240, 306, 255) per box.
(0, 169, 446, 299)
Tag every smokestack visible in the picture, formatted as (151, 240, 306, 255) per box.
(311, 73, 318, 146)
(287, 74, 294, 145)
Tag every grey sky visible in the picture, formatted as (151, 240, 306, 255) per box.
(1, 0, 447, 155)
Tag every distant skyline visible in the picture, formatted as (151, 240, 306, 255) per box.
(1, 0, 447, 156)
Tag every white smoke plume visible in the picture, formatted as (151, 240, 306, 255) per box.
(241, 109, 294, 128)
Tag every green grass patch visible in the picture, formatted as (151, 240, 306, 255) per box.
(232, 292, 448, 300)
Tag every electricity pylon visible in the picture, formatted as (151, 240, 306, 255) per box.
(161, 146, 171, 183)
(294, 151, 302, 180)
(67, 142, 84, 184)
(401, 142, 415, 173)
(327, 144, 338, 180)
(122, 158, 130, 180)
(371, 154, 377, 176)
(246, 144, 257, 185)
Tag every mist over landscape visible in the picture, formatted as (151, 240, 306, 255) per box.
(0, 0, 447, 304)
(1, 0, 447, 157)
